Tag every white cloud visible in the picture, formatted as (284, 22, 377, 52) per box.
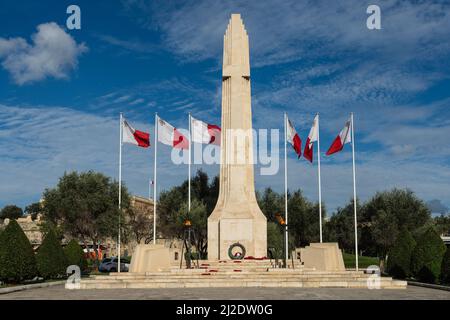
(0, 22, 87, 85)
(123, 0, 450, 67)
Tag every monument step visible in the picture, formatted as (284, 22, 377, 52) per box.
(80, 278, 406, 289)
(98, 272, 369, 279)
(86, 277, 397, 284)
(108, 270, 365, 276)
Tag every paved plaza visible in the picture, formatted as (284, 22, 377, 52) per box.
(1, 284, 449, 300)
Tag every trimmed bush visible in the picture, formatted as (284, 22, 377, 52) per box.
(64, 239, 87, 272)
(411, 227, 447, 283)
(36, 230, 67, 279)
(441, 246, 450, 284)
(387, 229, 416, 279)
(0, 220, 37, 283)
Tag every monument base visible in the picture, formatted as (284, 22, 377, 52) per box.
(296, 242, 346, 271)
(129, 244, 172, 273)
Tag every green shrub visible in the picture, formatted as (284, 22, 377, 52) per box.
(64, 239, 87, 272)
(0, 220, 37, 283)
(387, 229, 416, 279)
(441, 246, 450, 284)
(411, 227, 447, 283)
(36, 230, 68, 279)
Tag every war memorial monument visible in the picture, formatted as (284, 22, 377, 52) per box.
(80, 14, 406, 290)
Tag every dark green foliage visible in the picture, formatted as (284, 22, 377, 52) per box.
(0, 220, 37, 283)
(0, 205, 23, 219)
(441, 246, 450, 284)
(361, 189, 430, 257)
(36, 230, 68, 279)
(64, 239, 88, 272)
(324, 200, 361, 253)
(258, 188, 325, 249)
(24, 202, 41, 220)
(387, 228, 416, 278)
(434, 215, 450, 237)
(267, 222, 284, 259)
(158, 170, 218, 258)
(178, 200, 208, 259)
(411, 227, 447, 283)
(42, 171, 130, 247)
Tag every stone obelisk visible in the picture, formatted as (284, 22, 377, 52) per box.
(208, 14, 267, 260)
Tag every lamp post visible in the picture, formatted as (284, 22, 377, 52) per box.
(184, 219, 192, 269)
(275, 213, 287, 268)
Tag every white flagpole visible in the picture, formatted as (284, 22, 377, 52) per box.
(284, 112, 289, 266)
(317, 113, 323, 243)
(351, 112, 359, 271)
(118, 113, 123, 273)
(188, 113, 191, 212)
(153, 113, 158, 244)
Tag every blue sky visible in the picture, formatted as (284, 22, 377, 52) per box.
(1, 0, 450, 214)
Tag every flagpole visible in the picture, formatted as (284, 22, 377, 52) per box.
(284, 112, 289, 267)
(351, 112, 359, 271)
(118, 113, 123, 273)
(153, 113, 158, 245)
(188, 113, 191, 212)
(317, 113, 323, 243)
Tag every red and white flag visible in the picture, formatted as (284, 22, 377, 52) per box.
(286, 117, 302, 158)
(157, 116, 189, 149)
(326, 118, 351, 156)
(122, 119, 150, 148)
(304, 115, 318, 162)
(191, 116, 221, 145)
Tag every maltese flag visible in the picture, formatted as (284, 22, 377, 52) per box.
(157, 116, 189, 149)
(286, 117, 302, 158)
(122, 119, 150, 148)
(191, 116, 221, 145)
(304, 115, 318, 162)
(326, 118, 352, 156)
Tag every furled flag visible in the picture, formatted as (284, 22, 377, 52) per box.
(303, 115, 318, 162)
(286, 117, 302, 158)
(157, 117, 189, 149)
(326, 118, 351, 155)
(122, 119, 150, 148)
(191, 116, 221, 145)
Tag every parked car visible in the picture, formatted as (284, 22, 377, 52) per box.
(98, 257, 130, 273)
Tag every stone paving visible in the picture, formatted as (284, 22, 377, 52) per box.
(1, 284, 449, 300)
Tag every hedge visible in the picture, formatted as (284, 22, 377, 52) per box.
(36, 230, 68, 279)
(411, 227, 446, 283)
(387, 228, 416, 279)
(0, 220, 38, 283)
(64, 239, 88, 272)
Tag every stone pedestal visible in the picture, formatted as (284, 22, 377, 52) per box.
(299, 242, 346, 271)
(129, 244, 171, 272)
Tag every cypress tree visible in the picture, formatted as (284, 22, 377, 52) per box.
(411, 227, 447, 283)
(64, 239, 87, 272)
(387, 228, 416, 279)
(441, 246, 450, 284)
(36, 230, 67, 279)
(0, 220, 37, 283)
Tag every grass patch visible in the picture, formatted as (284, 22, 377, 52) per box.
(343, 253, 379, 269)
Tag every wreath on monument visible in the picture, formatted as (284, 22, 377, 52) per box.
(228, 242, 246, 260)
